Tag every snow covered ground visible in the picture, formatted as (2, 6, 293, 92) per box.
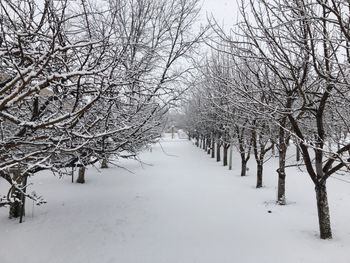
(1, 134, 350, 263)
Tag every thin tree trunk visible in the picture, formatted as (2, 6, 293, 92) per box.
(211, 137, 215, 158)
(315, 183, 332, 239)
(9, 167, 22, 219)
(296, 143, 301, 162)
(228, 144, 233, 170)
(252, 130, 263, 188)
(223, 144, 228, 166)
(277, 126, 287, 205)
(256, 160, 263, 188)
(216, 142, 221, 162)
(277, 168, 286, 204)
(206, 137, 210, 153)
(19, 174, 28, 223)
(241, 157, 247, 177)
(76, 166, 86, 184)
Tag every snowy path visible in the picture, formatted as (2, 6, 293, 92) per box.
(1, 136, 350, 263)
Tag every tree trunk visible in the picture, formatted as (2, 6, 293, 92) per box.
(315, 183, 332, 239)
(216, 142, 221, 162)
(277, 169, 286, 205)
(241, 157, 247, 177)
(211, 138, 215, 158)
(271, 142, 276, 156)
(206, 138, 210, 153)
(71, 167, 74, 183)
(9, 168, 23, 219)
(9, 199, 21, 219)
(76, 166, 86, 184)
(296, 143, 301, 162)
(101, 158, 108, 169)
(19, 174, 28, 223)
(256, 160, 263, 188)
(223, 144, 228, 166)
(277, 126, 287, 205)
(228, 144, 233, 170)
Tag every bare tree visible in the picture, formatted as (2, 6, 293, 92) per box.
(0, 0, 203, 219)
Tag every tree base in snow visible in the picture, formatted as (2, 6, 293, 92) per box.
(76, 167, 86, 184)
(9, 201, 21, 219)
(101, 159, 108, 169)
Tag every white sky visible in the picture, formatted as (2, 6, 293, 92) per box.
(200, 0, 240, 28)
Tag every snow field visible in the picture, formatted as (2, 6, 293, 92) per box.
(1, 135, 350, 263)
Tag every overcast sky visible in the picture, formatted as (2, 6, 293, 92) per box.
(200, 0, 240, 28)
